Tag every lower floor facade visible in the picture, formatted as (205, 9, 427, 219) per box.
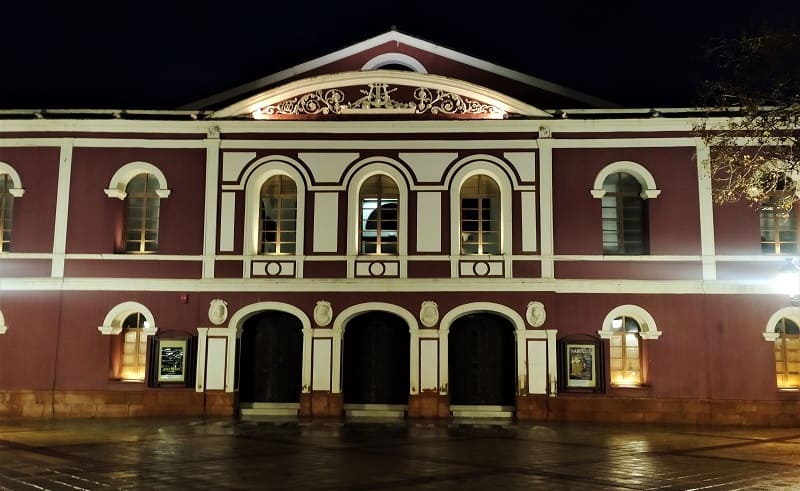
(1, 286, 799, 425)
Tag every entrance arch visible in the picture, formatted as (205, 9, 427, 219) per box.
(448, 313, 516, 406)
(239, 311, 303, 403)
(342, 311, 410, 404)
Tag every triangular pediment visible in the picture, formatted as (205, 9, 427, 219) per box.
(186, 30, 616, 111)
(211, 70, 551, 120)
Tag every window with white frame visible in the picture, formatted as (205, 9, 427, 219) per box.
(124, 174, 161, 253)
(601, 172, 648, 255)
(259, 175, 297, 254)
(599, 305, 661, 388)
(460, 174, 500, 255)
(773, 317, 800, 389)
(0, 174, 13, 252)
(608, 315, 642, 386)
(116, 312, 150, 382)
(359, 174, 399, 254)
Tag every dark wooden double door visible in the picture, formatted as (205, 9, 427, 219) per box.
(342, 312, 410, 404)
(449, 314, 516, 406)
(239, 311, 303, 403)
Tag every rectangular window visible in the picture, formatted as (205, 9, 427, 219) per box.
(761, 205, 798, 255)
(0, 175, 12, 252)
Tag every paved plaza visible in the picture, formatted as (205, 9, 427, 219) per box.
(0, 416, 799, 489)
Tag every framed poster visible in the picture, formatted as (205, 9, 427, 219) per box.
(157, 339, 187, 383)
(566, 343, 596, 388)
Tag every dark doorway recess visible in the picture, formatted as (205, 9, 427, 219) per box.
(449, 313, 516, 406)
(342, 311, 410, 404)
(239, 311, 303, 403)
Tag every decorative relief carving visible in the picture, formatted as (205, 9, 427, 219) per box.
(256, 83, 505, 118)
(208, 299, 229, 326)
(526, 301, 546, 327)
(314, 300, 333, 327)
(419, 301, 439, 328)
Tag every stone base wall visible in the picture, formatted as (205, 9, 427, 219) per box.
(408, 392, 449, 418)
(517, 395, 800, 427)
(0, 390, 236, 419)
(299, 391, 343, 417)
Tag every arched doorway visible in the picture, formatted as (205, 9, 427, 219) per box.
(239, 311, 303, 403)
(342, 311, 410, 404)
(448, 313, 516, 406)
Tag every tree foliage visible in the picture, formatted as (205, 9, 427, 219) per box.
(696, 29, 800, 212)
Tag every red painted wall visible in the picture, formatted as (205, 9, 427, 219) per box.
(66, 147, 206, 255)
(714, 201, 762, 255)
(552, 147, 701, 257)
(0, 147, 60, 253)
(1, 288, 788, 402)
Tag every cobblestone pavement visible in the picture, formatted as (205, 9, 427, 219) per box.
(0, 417, 799, 490)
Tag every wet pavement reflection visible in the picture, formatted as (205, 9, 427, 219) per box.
(1, 417, 799, 489)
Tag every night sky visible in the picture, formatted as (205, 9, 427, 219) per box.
(2, 1, 798, 110)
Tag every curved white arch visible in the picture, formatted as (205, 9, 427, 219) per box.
(332, 302, 419, 334)
(439, 302, 526, 334)
(361, 53, 428, 73)
(212, 70, 550, 119)
(227, 301, 312, 334)
(105, 161, 171, 200)
(97, 301, 157, 335)
(439, 302, 528, 398)
(448, 159, 513, 256)
(590, 161, 661, 199)
(764, 307, 800, 341)
(331, 302, 419, 395)
(0, 162, 25, 197)
(345, 160, 410, 257)
(242, 157, 308, 257)
(0, 308, 7, 334)
(599, 304, 662, 340)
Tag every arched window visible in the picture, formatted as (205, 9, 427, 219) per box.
(0, 174, 13, 252)
(259, 175, 297, 254)
(601, 172, 648, 255)
(774, 317, 800, 389)
(115, 312, 150, 382)
(460, 175, 500, 255)
(125, 173, 161, 253)
(609, 315, 642, 387)
(359, 175, 399, 254)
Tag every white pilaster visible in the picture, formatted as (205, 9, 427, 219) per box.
(538, 140, 555, 278)
(203, 133, 221, 278)
(51, 139, 74, 278)
(695, 138, 716, 280)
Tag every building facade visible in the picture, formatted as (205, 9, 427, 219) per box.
(1, 31, 798, 424)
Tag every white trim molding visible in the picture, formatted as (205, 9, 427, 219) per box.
(439, 302, 529, 394)
(97, 301, 158, 336)
(227, 301, 314, 393)
(0, 161, 25, 197)
(448, 158, 514, 275)
(331, 302, 420, 395)
(345, 159, 409, 277)
(590, 161, 661, 199)
(104, 161, 171, 199)
(599, 304, 662, 340)
(0, 308, 7, 334)
(241, 157, 308, 262)
(764, 307, 800, 342)
(212, 70, 550, 119)
(362, 53, 428, 73)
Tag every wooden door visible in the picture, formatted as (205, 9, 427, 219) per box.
(342, 312, 409, 404)
(239, 312, 303, 403)
(449, 314, 516, 405)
